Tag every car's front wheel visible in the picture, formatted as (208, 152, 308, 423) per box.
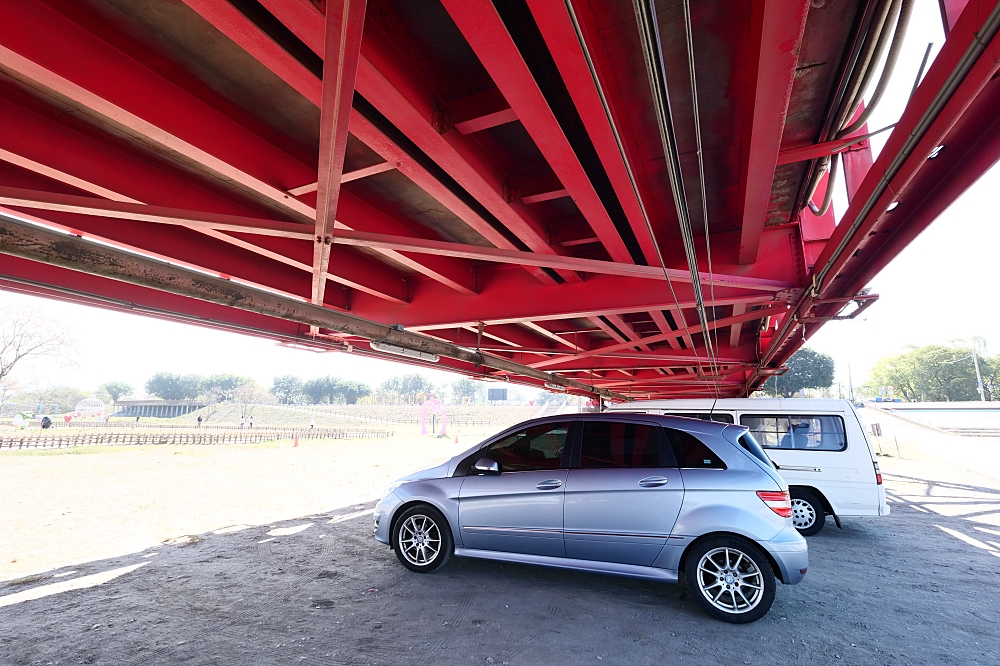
(391, 504, 453, 573)
(684, 536, 776, 623)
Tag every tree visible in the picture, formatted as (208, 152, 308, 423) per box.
(271, 375, 304, 404)
(452, 378, 478, 403)
(302, 376, 344, 404)
(1, 305, 73, 390)
(202, 374, 252, 402)
(232, 381, 270, 419)
(145, 373, 204, 400)
(864, 344, 990, 401)
(535, 390, 567, 406)
(98, 381, 133, 403)
(340, 380, 372, 405)
(13, 384, 92, 414)
(773, 348, 835, 398)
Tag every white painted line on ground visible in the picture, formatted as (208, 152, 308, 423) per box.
(909, 505, 930, 513)
(142, 552, 159, 558)
(0, 563, 147, 609)
(214, 525, 251, 534)
(267, 523, 313, 536)
(52, 571, 78, 578)
(328, 509, 373, 524)
(974, 526, 1000, 537)
(257, 537, 276, 543)
(934, 525, 998, 553)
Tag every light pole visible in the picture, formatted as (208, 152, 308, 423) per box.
(972, 351, 986, 402)
(942, 352, 987, 402)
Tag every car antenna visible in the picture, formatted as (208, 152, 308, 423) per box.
(708, 397, 718, 422)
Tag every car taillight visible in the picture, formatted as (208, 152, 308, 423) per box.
(757, 490, 792, 518)
(873, 460, 883, 485)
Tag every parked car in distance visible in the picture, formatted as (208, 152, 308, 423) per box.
(605, 399, 889, 536)
(374, 413, 807, 623)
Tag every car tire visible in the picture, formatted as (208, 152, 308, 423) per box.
(684, 536, 776, 624)
(790, 490, 826, 536)
(391, 504, 453, 573)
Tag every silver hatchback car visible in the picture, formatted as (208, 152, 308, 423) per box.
(374, 414, 807, 623)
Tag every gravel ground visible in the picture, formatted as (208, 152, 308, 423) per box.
(3, 455, 1000, 665)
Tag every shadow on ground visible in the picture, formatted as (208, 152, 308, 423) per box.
(3, 488, 1000, 665)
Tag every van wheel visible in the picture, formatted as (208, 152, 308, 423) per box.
(684, 536, 776, 623)
(790, 490, 825, 536)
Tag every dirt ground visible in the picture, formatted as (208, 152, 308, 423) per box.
(0, 429, 478, 582)
(2, 411, 1000, 665)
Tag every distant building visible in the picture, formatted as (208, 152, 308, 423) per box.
(113, 400, 206, 418)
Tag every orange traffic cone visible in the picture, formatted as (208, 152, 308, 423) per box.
(293, 434, 299, 447)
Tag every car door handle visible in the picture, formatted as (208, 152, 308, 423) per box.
(536, 480, 563, 490)
(638, 476, 670, 488)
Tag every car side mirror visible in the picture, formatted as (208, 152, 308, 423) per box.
(473, 458, 500, 475)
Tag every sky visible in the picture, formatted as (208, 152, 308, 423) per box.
(0, 0, 994, 398)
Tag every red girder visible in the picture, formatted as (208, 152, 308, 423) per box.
(313, 0, 368, 305)
(0, 0, 996, 399)
(737, 0, 811, 264)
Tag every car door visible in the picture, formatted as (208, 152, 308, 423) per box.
(458, 421, 571, 557)
(563, 420, 684, 566)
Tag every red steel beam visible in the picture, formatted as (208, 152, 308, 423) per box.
(441, 88, 519, 135)
(527, 0, 661, 266)
(328, 228, 793, 291)
(0, 190, 407, 304)
(0, 187, 313, 239)
(313, 0, 368, 306)
(0, 205, 329, 307)
(750, 0, 1000, 390)
(255, 0, 576, 284)
(442, 0, 633, 264)
(529, 304, 787, 370)
(0, 37, 314, 223)
(287, 162, 396, 197)
(186, 0, 560, 285)
(737, 0, 811, 264)
(336, 191, 476, 296)
(398, 289, 774, 331)
(648, 309, 683, 352)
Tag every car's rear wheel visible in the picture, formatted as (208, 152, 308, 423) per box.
(392, 505, 453, 573)
(790, 490, 825, 536)
(684, 536, 776, 623)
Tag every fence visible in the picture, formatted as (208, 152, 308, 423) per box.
(0, 427, 393, 450)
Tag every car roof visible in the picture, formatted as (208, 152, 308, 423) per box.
(605, 398, 850, 412)
(523, 411, 739, 436)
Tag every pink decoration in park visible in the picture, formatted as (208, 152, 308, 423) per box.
(419, 397, 448, 436)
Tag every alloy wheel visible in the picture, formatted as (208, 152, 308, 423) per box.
(695, 547, 765, 614)
(397, 514, 442, 566)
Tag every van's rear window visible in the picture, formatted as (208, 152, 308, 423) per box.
(739, 415, 847, 451)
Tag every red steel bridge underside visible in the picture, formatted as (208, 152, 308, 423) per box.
(0, 0, 998, 401)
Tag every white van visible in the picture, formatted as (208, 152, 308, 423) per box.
(605, 398, 889, 535)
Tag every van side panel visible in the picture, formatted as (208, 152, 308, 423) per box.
(607, 399, 885, 519)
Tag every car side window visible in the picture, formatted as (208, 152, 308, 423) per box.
(666, 428, 726, 469)
(578, 421, 663, 468)
(480, 421, 569, 473)
(740, 414, 847, 451)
